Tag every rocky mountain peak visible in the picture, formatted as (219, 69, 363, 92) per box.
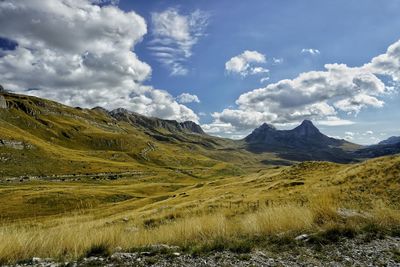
(244, 122, 277, 143)
(292, 120, 321, 137)
(258, 123, 276, 131)
(108, 108, 205, 135)
(244, 119, 350, 161)
(180, 121, 205, 135)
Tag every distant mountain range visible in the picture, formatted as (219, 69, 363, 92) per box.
(379, 136, 400, 146)
(0, 91, 399, 177)
(243, 120, 360, 163)
(245, 120, 350, 150)
(353, 136, 400, 158)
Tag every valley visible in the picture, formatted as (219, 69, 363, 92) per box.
(0, 92, 400, 265)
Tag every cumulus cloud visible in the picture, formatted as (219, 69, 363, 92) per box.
(225, 50, 269, 79)
(301, 48, 321, 55)
(176, 93, 200, 104)
(150, 8, 209, 76)
(365, 39, 400, 81)
(90, 0, 119, 6)
(342, 130, 382, 144)
(204, 40, 400, 137)
(316, 117, 355, 126)
(0, 0, 199, 122)
(344, 131, 355, 140)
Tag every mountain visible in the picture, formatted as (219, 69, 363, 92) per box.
(1, 91, 400, 177)
(353, 136, 400, 159)
(0, 91, 246, 177)
(244, 120, 360, 163)
(379, 136, 400, 145)
(245, 120, 351, 150)
(109, 108, 205, 136)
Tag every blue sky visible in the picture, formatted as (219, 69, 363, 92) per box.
(0, 0, 399, 144)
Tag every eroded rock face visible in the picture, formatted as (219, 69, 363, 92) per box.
(0, 95, 7, 109)
(0, 140, 33, 150)
(109, 108, 205, 135)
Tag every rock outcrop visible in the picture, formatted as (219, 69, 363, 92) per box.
(109, 108, 205, 135)
(0, 95, 7, 109)
(0, 139, 32, 150)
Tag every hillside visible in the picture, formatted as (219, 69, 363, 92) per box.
(0, 152, 398, 264)
(2, 92, 400, 179)
(0, 92, 257, 177)
(379, 136, 400, 145)
(0, 92, 400, 265)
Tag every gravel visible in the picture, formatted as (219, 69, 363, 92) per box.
(6, 236, 400, 267)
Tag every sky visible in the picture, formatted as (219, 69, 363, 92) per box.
(0, 0, 399, 145)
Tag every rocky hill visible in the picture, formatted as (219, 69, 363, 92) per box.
(108, 108, 205, 135)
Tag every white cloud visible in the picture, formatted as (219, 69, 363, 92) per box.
(272, 57, 283, 64)
(260, 77, 270, 83)
(344, 132, 354, 141)
(0, 0, 199, 123)
(334, 93, 384, 114)
(90, 0, 119, 6)
(366, 40, 400, 80)
(316, 117, 355, 126)
(225, 50, 269, 78)
(150, 8, 209, 76)
(204, 39, 400, 137)
(341, 130, 385, 144)
(176, 93, 200, 104)
(250, 67, 269, 75)
(301, 48, 321, 55)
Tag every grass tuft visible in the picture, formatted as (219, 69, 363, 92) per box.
(85, 243, 111, 257)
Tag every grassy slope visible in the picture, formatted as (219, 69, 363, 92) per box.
(0, 155, 399, 262)
(0, 92, 264, 177)
(0, 92, 399, 263)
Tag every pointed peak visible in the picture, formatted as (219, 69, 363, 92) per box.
(293, 120, 320, 136)
(258, 122, 276, 131)
(300, 119, 314, 126)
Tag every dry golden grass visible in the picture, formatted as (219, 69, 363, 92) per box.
(0, 195, 399, 264)
(0, 154, 399, 264)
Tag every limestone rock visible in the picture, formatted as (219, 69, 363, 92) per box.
(0, 95, 7, 109)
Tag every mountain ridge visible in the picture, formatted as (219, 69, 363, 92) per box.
(245, 119, 352, 149)
(244, 120, 359, 163)
(108, 107, 206, 135)
(0, 91, 399, 177)
(379, 136, 400, 145)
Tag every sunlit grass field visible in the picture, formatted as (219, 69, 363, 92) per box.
(0, 155, 399, 264)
